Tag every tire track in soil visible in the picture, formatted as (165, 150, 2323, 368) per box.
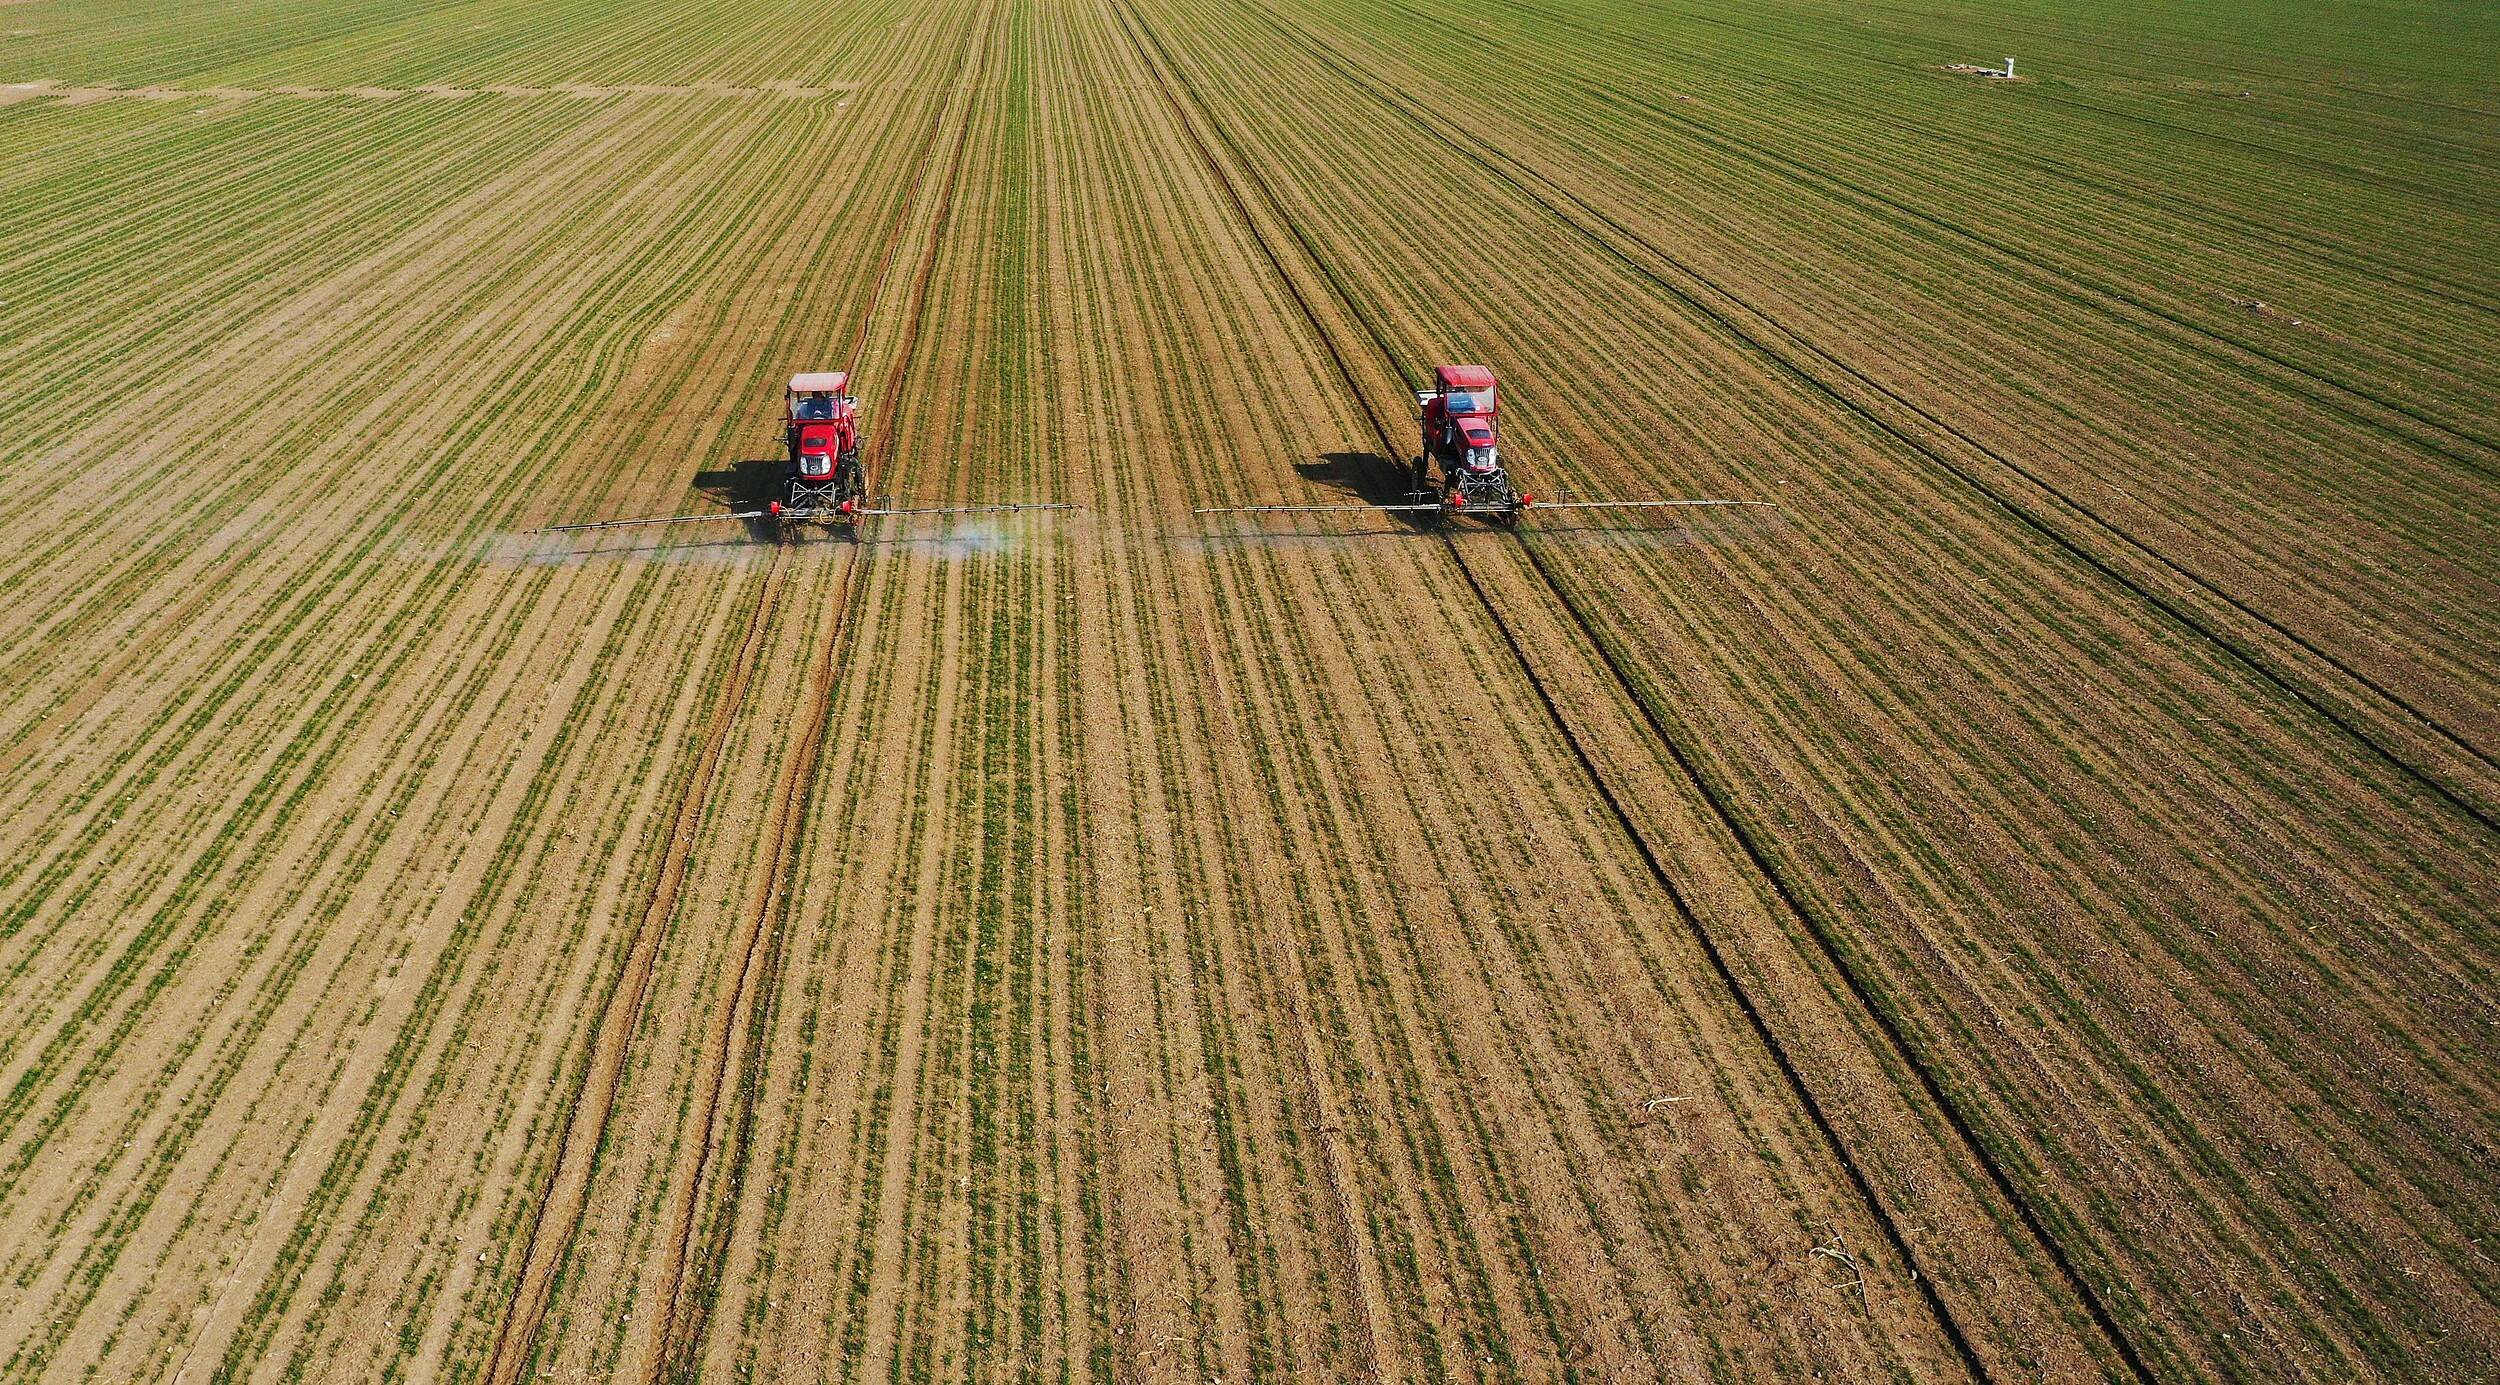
(1147, 8, 2500, 1361)
(1150, 29, 2500, 1350)
(1107, 1, 2152, 1380)
(476, 547, 790, 1385)
(478, 40, 977, 1383)
(644, 539, 865, 1384)
(187, 91, 930, 1370)
(641, 19, 993, 1377)
(1222, 0, 2500, 830)
(0, 100, 790, 1280)
(0, 92, 841, 1381)
(1148, 21, 2500, 1343)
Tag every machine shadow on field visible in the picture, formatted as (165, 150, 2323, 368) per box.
(1294, 450, 1440, 527)
(1178, 450, 1440, 547)
(694, 458, 805, 544)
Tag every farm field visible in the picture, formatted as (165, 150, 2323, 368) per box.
(0, 0, 2493, 1380)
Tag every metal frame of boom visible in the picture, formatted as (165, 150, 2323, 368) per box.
(532, 501, 1075, 535)
(1192, 497, 1774, 518)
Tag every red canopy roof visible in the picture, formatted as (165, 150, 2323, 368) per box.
(1435, 364, 1496, 390)
(788, 371, 849, 394)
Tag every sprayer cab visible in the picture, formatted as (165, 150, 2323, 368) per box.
(1414, 364, 1521, 520)
(784, 371, 863, 518)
